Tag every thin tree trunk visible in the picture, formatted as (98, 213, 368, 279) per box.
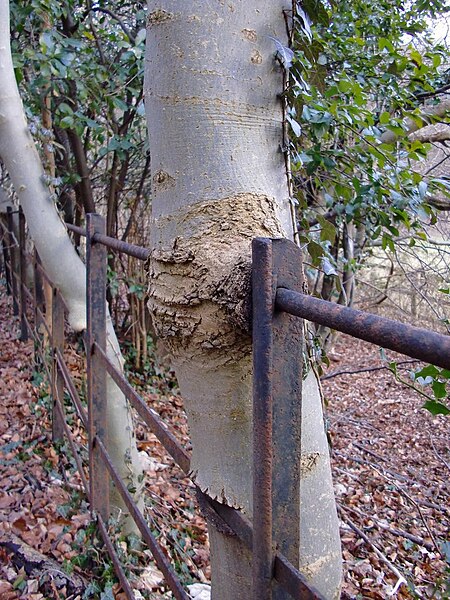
(0, 0, 143, 530)
(145, 2, 341, 597)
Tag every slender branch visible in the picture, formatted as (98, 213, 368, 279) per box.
(343, 503, 436, 552)
(415, 82, 450, 100)
(394, 249, 447, 327)
(86, 7, 136, 44)
(394, 486, 442, 555)
(381, 99, 450, 144)
(429, 433, 450, 474)
(338, 506, 408, 593)
(321, 359, 419, 381)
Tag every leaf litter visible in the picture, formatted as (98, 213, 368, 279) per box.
(0, 286, 448, 598)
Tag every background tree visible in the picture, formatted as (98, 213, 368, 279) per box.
(0, 0, 144, 530)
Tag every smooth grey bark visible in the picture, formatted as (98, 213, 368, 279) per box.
(0, 0, 143, 530)
(380, 98, 450, 143)
(145, 2, 341, 598)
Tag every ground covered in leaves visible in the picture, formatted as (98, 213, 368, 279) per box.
(0, 286, 448, 599)
(324, 338, 449, 598)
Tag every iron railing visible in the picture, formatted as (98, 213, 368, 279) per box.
(1, 212, 325, 600)
(2, 211, 448, 599)
(251, 237, 450, 599)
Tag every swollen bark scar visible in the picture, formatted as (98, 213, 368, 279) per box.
(241, 29, 257, 42)
(251, 50, 263, 65)
(147, 9, 173, 25)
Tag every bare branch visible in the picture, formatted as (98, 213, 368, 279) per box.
(381, 99, 450, 144)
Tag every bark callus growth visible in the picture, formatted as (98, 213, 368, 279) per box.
(145, 1, 342, 596)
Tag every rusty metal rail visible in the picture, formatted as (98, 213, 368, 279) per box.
(276, 287, 450, 370)
(93, 341, 191, 474)
(251, 237, 450, 600)
(66, 221, 150, 260)
(9, 216, 445, 600)
(96, 435, 190, 600)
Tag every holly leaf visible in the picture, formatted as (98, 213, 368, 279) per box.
(422, 400, 450, 416)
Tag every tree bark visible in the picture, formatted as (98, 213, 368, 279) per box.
(0, 0, 143, 531)
(144, 2, 341, 597)
(381, 98, 450, 143)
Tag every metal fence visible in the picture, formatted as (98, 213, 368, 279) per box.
(2, 211, 449, 599)
(0, 211, 329, 600)
(251, 237, 450, 600)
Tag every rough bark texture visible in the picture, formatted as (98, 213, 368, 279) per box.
(145, 2, 341, 597)
(0, 0, 142, 529)
(146, 0, 292, 509)
(0, 533, 87, 597)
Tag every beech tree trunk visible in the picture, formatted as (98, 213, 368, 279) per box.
(144, 2, 341, 597)
(0, 0, 143, 529)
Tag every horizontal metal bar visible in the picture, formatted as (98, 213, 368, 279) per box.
(97, 515, 136, 600)
(21, 282, 33, 303)
(200, 494, 324, 600)
(91, 232, 150, 261)
(66, 223, 87, 237)
(96, 437, 190, 600)
(65, 222, 150, 260)
(276, 288, 450, 370)
(35, 260, 56, 287)
(54, 287, 69, 314)
(54, 400, 90, 497)
(93, 342, 191, 474)
(32, 335, 52, 384)
(55, 348, 88, 427)
(23, 313, 36, 342)
(273, 554, 324, 600)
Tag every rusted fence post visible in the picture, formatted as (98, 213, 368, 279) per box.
(6, 206, 18, 316)
(252, 238, 275, 600)
(18, 207, 28, 341)
(252, 238, 304, 600)
(270, 239, 304, 600)
(1, 214, 12, 295)
(86, 213, 110, 521)
(52, 287, 65, 442)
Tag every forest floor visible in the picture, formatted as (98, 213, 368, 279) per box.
(0, 285, 449, 599)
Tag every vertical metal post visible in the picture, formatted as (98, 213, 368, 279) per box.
(18, 207, 28, 341)
(1, 215, 12, 295)
(52, 287, 65, 442)
(252, 238, 275, 600)
(34, 250, 44, 335)
(86, 213, 110, 522)
(271, 239, 304, 600)
(6, 207, 18, 315)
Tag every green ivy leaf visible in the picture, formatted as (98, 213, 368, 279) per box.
(432, 380, 447, 399)
(422, 400, 450, 416)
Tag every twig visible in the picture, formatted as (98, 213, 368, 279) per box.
(429, 433, 450, 474)
(333, 466, 360, 480)
(352, 441, 387, 463)
(394, 485, 442, 555)
(333, 450, 412, 483)
(347, 453, 443, 555)
(322, 359, 419, 380)
(338, 506, 408, 593)
(343, 503, 436, 552)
